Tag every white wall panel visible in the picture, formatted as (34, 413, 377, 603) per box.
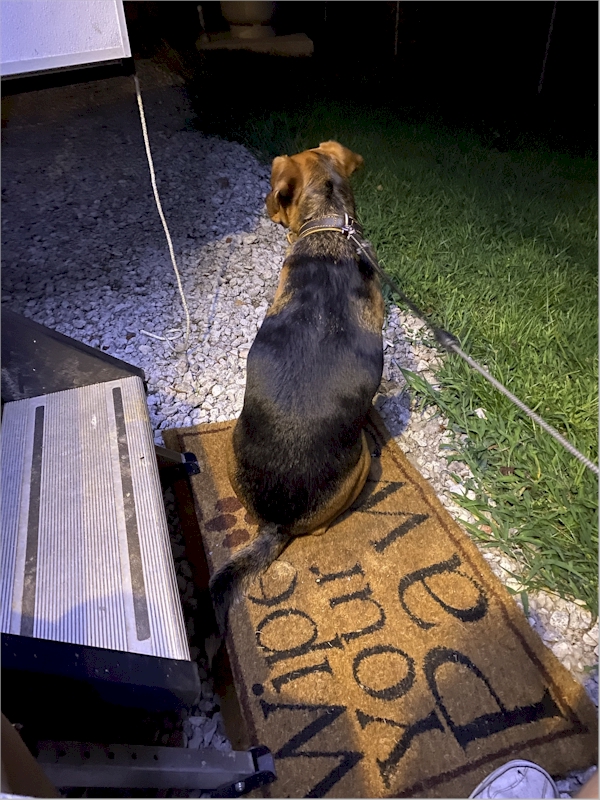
(1, 0, 131, 77)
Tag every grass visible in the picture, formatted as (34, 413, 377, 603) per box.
(215, 96, 598, 615)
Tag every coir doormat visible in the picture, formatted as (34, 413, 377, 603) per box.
(164, 412, 597, 798)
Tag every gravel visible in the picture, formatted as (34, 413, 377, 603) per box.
(1, 59, 596, 795)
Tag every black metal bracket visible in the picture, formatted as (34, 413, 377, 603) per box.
(155, 446, 200, 476)
(206, 746, 277, 797)
(183, 451, 201, 475)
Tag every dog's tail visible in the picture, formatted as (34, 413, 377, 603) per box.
(209, 522, 291, 635)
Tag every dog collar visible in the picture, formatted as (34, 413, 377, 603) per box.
(289, 213, 363, 244)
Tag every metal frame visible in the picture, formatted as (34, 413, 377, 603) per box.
(36, 741, 276, 796)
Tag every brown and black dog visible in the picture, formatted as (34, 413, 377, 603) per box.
(209, 141, 385, 633)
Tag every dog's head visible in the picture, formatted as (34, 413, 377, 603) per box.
(266, 141, 364, 231)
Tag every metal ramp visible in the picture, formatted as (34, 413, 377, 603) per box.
(1, 375, 189, 661)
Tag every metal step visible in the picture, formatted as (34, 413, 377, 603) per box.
(36, 741, 276, 795)
(1, 376, 189, 660)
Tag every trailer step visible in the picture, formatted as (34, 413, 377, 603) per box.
(1, 376, 189, 660)
(36, 741, 276, 794)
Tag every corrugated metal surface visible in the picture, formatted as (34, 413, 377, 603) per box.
(1, 377, 189, 661)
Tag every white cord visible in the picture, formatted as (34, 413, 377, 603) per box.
(133, 74, 191, 353)
(350, 234, 599, 477)
(538, 1, 557, 95)
(139, 328, 184, 342)
(448, 341, 599, 476)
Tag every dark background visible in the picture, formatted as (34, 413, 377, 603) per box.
(123, 1, 598, 156)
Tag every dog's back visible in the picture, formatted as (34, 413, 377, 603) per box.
(234, 244, 383, 528)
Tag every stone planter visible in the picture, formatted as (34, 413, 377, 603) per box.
(220, 1, 275, 40)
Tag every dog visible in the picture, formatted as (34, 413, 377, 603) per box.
(209, 141, 385, 634)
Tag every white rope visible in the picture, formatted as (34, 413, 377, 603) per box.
(139, 328, 183, 342)
(538, 1, 558, 95)
(349, 234, 599, 476)
(448, 341, 599, 476)
(133, 74, 191, 353)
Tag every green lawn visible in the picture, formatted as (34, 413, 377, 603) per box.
(228, 99, 598, 614)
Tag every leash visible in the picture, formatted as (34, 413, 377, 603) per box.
(296, 216, 599, 476)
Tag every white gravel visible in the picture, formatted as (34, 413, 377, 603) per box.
(1, 59, 596, 795)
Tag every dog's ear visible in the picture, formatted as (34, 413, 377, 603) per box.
(265, 155, 301, 227)
(315, 141, 364, 177)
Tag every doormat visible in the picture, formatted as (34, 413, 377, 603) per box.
(163, 412, 597, 798)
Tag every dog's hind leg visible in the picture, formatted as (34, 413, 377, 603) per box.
(364, 418, 382, 458)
